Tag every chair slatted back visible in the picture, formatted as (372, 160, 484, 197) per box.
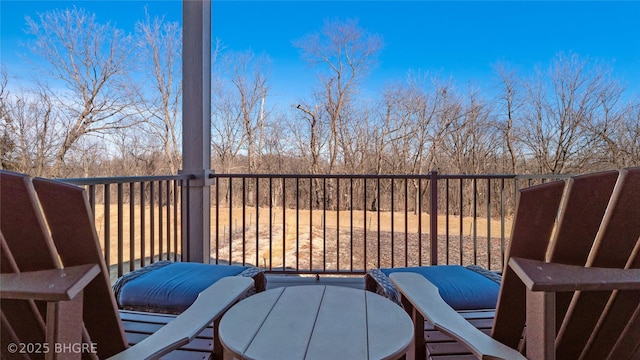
(1, 172, 57, 358)
(32, 176, 129, 358)
(546, 170, 619, 335)
(0, 171, 128, 358)
(491, 180, 565, 348)
(556, 167, 640, 359)
(0, 172, 61, 271)
(492, 170, 629, 348)
(607, 301, 640, 359)
(1, 230, 49, 360)
(492, 167, 640, 358)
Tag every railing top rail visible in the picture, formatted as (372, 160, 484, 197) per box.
(59, 172, 574, 186)
(436, 174, 517, 180)
(513, 174, 573, 180)
(210, 173, 571, 181)
(61, 174, 193, 186)
(210, 173, 519, 180)
(60, 173, 573, 185)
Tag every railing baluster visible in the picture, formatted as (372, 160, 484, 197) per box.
(57, 175, 183, 274)
(501, 178, 506, 270)
(282, 178, 286, 271)
(459, 178, 464, 265)
(129, 182, 135, 272)
(104, 184, 111, 275)
(150, 181, 155, 264)
(296, 177, 300, 272)
(173, 180, 179, 262)
(242, 177, 246, 266)
(445, 179, 450, 265)
(309, 177, 313, 271)
(214, 176, 220, 264)
(377, 177, 381, 268)
(473, 178, 478, 265)
(117, 183, 124, 277)
(140, 181, 146, 267)
(391, 177, 395, 268)
(89, 184, 96, 215)
(486, 178, 492, 270)
(418, 178, 422, 266)
(184, 178, 190, 262)
(229, 178, 233, 265)
(268, 177, 273, 271)
(404, 178, 408, 268)
(336, 177, 340, 272)
(430, 171, 438, 266)
(255, 178, 260, 268)
(350, 178, 354, 271)
(322, 177, 326, 272)
(166, 180, 171, 261)
(363, 178, 368, 270)
(158, 180, 163, 261)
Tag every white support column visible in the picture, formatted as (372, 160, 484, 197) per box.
(181, 0, 212, 263)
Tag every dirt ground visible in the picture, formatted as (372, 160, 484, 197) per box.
(94, 204, 512, 275)
(213, 223, 509, 273)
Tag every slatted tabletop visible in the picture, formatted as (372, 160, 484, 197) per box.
(218, 285, 413, 360)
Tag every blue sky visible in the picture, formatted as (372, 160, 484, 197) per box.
(2, 1, 640, 106)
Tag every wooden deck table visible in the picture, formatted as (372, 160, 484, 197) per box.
(219, 285, 413, 360)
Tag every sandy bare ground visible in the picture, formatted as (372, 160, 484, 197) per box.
(214, 224, 509, 273)
(93, 205, 512, 275)
(213, 207, 511, 272)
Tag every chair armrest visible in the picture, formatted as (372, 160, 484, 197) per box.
(389, 272, 525, 360)
(0, 264, 100, 301)
(509, 257, 640, 292)
(108, 276, 254, 360)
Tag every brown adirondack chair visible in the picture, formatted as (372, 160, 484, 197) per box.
(0, 170, 254, 359)
(389, 167, 640, 359)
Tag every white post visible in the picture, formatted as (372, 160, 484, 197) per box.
(181, 0, 212, 263)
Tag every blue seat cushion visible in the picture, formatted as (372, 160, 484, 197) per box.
(114, 261, 253, 313)
(376, 265, 500, 310)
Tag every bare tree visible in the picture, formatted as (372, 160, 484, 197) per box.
(66, 136, 106, 177)
(335, 100, 371, 174)
(520, 53, 620, 174)
(24, 88, 57, 176)
(0, 68, 14, 170)
(258, 114, 290, 173)
(368, 74, 455, 212)
(224, 50, 270, 173)
(1, 81, 64, 177)
(133, 10, 182, 174)
(211, 80, 245, 174)
(293, 103, 326, 175)
(294, 18, 383, 173)
(494, 63, 522, 173)
(594, 97, 640, 168)
(618, 101, 640, 166)
(382, 74, 455, 176)
(291, 103, 328, 209)
(443, 87, 498, 174)
(24, 7, 136, 175)
(376, 81, 419, 174)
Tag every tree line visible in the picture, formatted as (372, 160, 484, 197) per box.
(1, 8, 638, 179)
